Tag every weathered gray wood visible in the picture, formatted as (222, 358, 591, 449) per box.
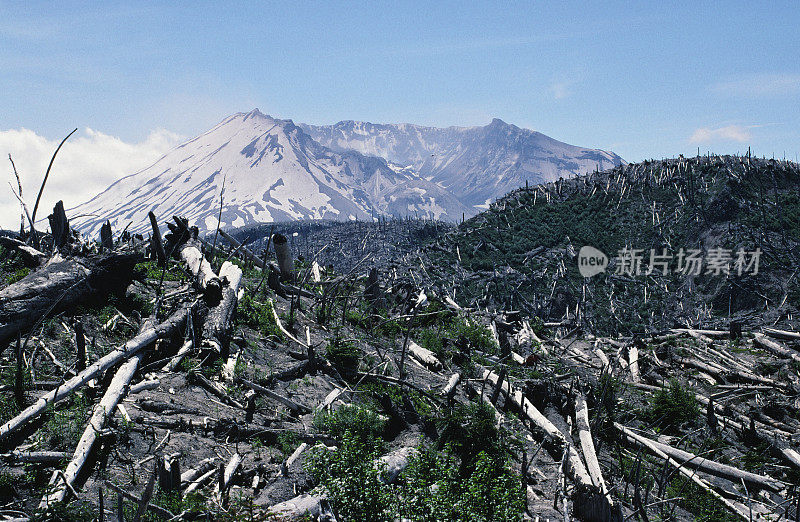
(575, 394, 612, 505)
(236, 377, 311, 415)
(753, 333, 800, 363)
(178, 242, 222, 300)
(201, 261, 242, 355)
(0, 306, 189, 441)
(0, 236, 47, 268)
(148, 211, 166, 266)
(0, 252, 141, 349)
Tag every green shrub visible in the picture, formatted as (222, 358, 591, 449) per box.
(6, 267, 29, 285)
(648, 379, 699, 431)
(326, 337, 360, 375)
(236, 294, 284, 340)
(314, 404, 386, 449)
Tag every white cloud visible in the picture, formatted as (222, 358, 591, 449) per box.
(710, 73, 800, 98)
(549, 80, 572, 100)
(689, 125, 751, 144)
(0, 127, 184, 231)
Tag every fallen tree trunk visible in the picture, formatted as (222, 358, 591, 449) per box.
(1, 451, 69, 464)
(236, 377, 311, 415)
(753, 333, 800, 363)
(763, 327, 800, 341)
(575, 395, 612, 505)
(201, 261, 243, 355)
(0, 236, 47, 268)
(407, 341, 442, 370)
(481, 369, 593, 487)
(616, 423, 752, 521)
(0, 306, 190, 442)
(618, 425, 783, 492)
(440, 373, 461, 399)
(41, 331, 149, 506)
(0, 252, 141, 348)
(177, 242, 222, 301)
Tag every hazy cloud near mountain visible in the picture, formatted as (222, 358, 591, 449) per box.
(690, 125, 751, 144)
(0, 127, 184, 230)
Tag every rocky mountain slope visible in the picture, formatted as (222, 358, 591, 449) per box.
(301, 118, 624, 208)
(71, 110, 471, 238)
(70, 111, 623, 238)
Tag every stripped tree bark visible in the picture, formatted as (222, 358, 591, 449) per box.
(0, 306, 190, 442)
(40, 320, 155, 506)
(201, 261, 243, 355)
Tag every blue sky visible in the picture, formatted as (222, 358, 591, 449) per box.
(1, 1, 799, 164)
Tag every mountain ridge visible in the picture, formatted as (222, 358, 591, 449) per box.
(71, 109, 624, 237)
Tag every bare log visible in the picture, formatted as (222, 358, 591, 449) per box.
(575, 395, 612, 506)
(201, 261, 243, 355)
(0, 306, 189, 442)
(481, 369, 593, 489)
(407, 340, 442, 370)
(41, 341, 147, 506)
(440, 373, 461, 399)
(177, 242, 222, 300)
(616, 423, 752, 520)
(763, 327, 800, 341)
(236, 377, 311, 415)
(1, 451, 69, 464)
(0, 252, 141, 348)
(620, 425, 783, 492)
(753, 333, 800, 363)
(215, 452, 242, 498)
(0, 236, 47, 268)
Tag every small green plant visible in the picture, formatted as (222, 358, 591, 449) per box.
(326, 337, 360, 375)
(6, 266, 29, 285)
(42, 394, 90, 450)
(648, 379, 699, 432)
(314, 404, 386, 448)
(236, 294, 284, 340)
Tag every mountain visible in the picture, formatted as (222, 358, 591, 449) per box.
(72, 110, 469, 237)
(71, 110, 624, 237)
(300, 118, 624, 208)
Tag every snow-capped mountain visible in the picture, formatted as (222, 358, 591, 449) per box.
(72, 110, 469, 237)
(300, 119, 624, 208)
(71, 110, 624, 237)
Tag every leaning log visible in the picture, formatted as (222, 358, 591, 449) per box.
(0, 252, 141, 348)
(481, 369, 593, 488)
(218, 229, 264, 269)
(616, 423, 751, 520)
(0, 236, 47, 268)
(177, 242, 222, 301)
(201, 261, 243, 355)
(41, 320, 154, 506)
(618, 425, 783, 492)
(0, 306, 190, 442)
(575, 395, 612, 505)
